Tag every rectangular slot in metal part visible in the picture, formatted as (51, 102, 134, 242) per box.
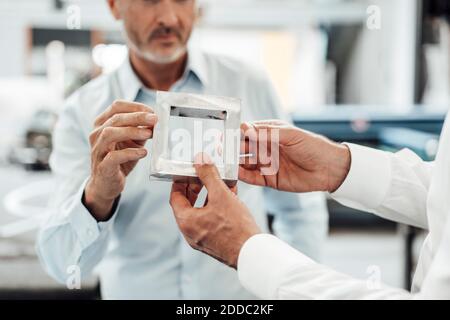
(170, 105, 227, 121)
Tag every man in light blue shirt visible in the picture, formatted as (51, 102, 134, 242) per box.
(36, 0, 328, 299)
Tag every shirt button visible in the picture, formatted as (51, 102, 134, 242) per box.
(86, 228, 94, 237)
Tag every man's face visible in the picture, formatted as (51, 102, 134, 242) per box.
(112, 0, 197, 64)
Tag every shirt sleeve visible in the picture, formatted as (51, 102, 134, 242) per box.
(238, 234, 412, 300)
(331, 143, 434, 229)
(36, 94, 118, 284)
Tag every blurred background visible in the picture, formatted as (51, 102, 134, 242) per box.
(0, 0, 449, 299)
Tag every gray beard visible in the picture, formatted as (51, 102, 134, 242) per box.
(122, 28, 187, 65)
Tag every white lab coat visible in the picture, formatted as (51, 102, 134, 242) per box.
(237, 112, 450, 299)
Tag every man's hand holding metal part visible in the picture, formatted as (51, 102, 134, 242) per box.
(238, 120, 351, 194)
(170, 153, 261, 269)
(170, 118, 450, 299)
(170, 121, 350, 268)
(84, 101, 158, 221)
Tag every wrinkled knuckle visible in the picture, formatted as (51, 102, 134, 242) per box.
(140, 112, 150, 123)
(109, 114, 121, 126)
(111, 100, 121, 110)
(103, 151, 114, 163)
(102, 126, 114, 137)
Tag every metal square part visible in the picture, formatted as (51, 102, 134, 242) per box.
(150, 91, 241, 185)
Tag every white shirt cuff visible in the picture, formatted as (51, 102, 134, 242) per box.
(331, 143, 392, 210)
(237, 234, 315, 299)
(65, 177, 119, 250)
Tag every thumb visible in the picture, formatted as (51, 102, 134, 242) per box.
(193, 153, 228, 198)
(170, 183, 193, 218)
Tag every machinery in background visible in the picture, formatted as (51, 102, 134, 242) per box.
(8, 109, 57, 171)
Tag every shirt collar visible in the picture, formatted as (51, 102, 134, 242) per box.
(115, 53, 142, 101)
(115, 49, 208, 101)
(186, 49, 209, 86)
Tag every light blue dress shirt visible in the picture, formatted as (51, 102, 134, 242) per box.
(36, 50, 328, 299)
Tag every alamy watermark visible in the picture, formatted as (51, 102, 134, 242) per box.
(367, 5, 381, 30)
(66, 1, 81, 30)
(66, 264, 81, 290)
(366, 265, 382, 290)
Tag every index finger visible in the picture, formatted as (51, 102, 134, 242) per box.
(241, 120, 289, 132)
(240, 120, 287, 138)
(241, 120, 300, 147)
(95, 100, 154, 127)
